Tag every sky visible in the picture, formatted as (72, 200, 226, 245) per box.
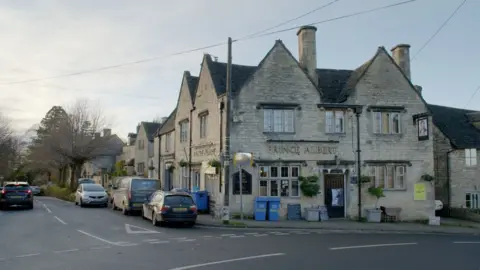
(0, 0, 478, 140)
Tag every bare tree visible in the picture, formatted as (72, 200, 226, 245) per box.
(0, 113, 24, 180)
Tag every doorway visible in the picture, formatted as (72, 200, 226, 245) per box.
(324, 173, 345, 218)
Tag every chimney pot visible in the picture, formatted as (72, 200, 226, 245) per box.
(297, 26, 318, 85)
(391, 44, 411, 81)
(103, 128, 111, 137)
(414, 85, 422, 94)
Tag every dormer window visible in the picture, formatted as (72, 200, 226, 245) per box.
(373, 112, 401, 134)
(325, 110, 345, 133)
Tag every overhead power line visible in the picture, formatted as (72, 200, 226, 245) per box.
(464, 83, 480, 109)
(412, 0, 467, 61)
(239, 0, 341, 40)
(0, 0, 416, 87)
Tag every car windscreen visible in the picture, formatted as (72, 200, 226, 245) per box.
(164, 195, 194, 206)
(131, 179, 160, 191)
(4, 184, 30, 191)
(79, 179, 95, 183)
(83, 185, 105, 192)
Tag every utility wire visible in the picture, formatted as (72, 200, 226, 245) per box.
(237, 0, 416, 41)
(238, 0, 341, 40)
(464, 83, 480, 109)
(411, 0, 467, 61)
(0, 0, 416, 87)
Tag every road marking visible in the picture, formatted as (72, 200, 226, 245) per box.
(16, 253, 41, 258)
(220, 234, 236, 237)
(229, 235, 246, 238)
(117, 243, 139, 247)
(54, 216, 67, 225)
(150, 241, 170, 244)
(271, 232, 290, 236)
(142, 239, 159, 242)
(453, 241, 480, 244)
(244, 232, 259, 235)
(77, 230, 116, 246)
(43, 204, 52, 213)
(291, 231, 310, 235)
(90, 246, 111, 250)
(167, 253, 286, 270)
(53, 248, 79, 254)
(201, 235, 213, 238)
(330, 242, 418, 250)
(170, 237, 187, 240)
(253, 234, 268, 237)
(125, 224, 161, 234)
(178, 239, 196, 242)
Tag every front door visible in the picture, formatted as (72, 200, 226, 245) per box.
(324, 173, 345, 218)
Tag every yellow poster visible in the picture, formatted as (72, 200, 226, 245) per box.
(414, 183, 426, 201)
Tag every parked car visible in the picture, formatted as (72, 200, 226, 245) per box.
(75, 183, 108, 207)
(142, 190, 197, 227)
(30, 186, 42, 196)
(78, 178, 95, 185)
(110, 177, 160, 215)
(0, 182, 34, 210)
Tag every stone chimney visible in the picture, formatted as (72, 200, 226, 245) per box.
(297, 26, 318, 85)
(414, 85, 422, 95)
(94, 132, 101, 139)
(391, 44, 411, 80)
(103, 128, 111, 137)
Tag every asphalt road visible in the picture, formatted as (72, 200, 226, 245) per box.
(0, 197, 479, 270)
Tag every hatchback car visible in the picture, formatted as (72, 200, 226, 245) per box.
(0, 182, 34, 210)
(75, 183, 108, 207)
(142, 191, 197, 227)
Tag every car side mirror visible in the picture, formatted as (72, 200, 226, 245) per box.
(112, 186, 118, 190)
(108, 184, 113, 188)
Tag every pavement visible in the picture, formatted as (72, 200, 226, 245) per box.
(0, 196, 478, 270)
(196, 213, 480, 235)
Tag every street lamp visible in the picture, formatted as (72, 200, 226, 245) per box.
(233, 152, 253, 221)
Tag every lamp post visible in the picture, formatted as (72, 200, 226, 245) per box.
(354, 105, 363, 221)
(233, 152, 253, 221)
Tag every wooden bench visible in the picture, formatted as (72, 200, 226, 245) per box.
(380, 206, 402, 222)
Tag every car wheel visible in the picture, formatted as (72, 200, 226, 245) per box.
(75, 200, 78, 205)
(186, 222, 195, 228)
(111, 200, 117, 210)
(28, 203, 34, 210)
(152, 212, 158, 226)
(103, 203, 108, 208)
(122, 205, 129, 216)
(80, 199, 84, 208)
(141, 208, 146, 220)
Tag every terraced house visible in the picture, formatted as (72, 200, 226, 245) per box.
(135, 122, 162, 178)
(226, 26, 435, 220)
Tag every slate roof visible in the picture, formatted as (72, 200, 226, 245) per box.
(207, 59, 257, 96)
(141, 122, 162, 141)
(185, 72, 199, 103)
(428, 104, 480, 149)
(158, 108, 176, 135)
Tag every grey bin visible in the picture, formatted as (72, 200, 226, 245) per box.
(304, 208, 320, 222)
(319, 206, 329, 221)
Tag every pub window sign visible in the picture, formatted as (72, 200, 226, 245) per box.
(417, 117, 429, 141)
(233, 169, 252, 195)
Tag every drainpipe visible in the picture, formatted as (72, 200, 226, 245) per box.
(355, 108, 362, 221)
(157, 132, 162, 184)
(188, 107, 195, 190)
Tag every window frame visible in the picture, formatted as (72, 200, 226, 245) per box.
(263, 109, 295, 133)
(258, 165, 300, 198)
(181, 167, 189, 189)
(179, 120, 189, 143)
(165, 133, 172, 152)
(367, 164, 407, 190)
(199, 114, 208, 139)
(465, 148, 477, 167)
(325, 110, 346, 134)
(466, 192, 480, 209)
(373, 111, 402, 135)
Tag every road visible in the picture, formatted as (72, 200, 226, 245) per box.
(0, 197, 479, 270)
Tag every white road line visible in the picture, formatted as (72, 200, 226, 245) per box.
(90, 246, 111, 250)
(170, 237, 187, 240)
(43, 204, 52, 213)
(291, 231, 310, 234)
(201, 235, 213, 238)
(150, 241, 170, 244)
(142, 239, 159, 242)
(271, 233, 290, 236)
(117, 243, 139, 247)
(453, 241, 480, 244)
(330, 242, 418, 250)
(54, 216, 67, 225)
(229, 235, 246, 238)
(77, 230, 116, 246)
(244, 232, 259, 235)
(167, 253, 286, 270)
(220, 234, 236, 237)
(253, 234, 268, 237)
(178, 239, 196, 242)
(16, 253, 41, 258)
(53, 248, 79, 254)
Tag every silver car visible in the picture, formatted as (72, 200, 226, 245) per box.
(75, 184, 108, 207)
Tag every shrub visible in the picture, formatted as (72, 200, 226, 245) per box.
(44, 185, 75, 202)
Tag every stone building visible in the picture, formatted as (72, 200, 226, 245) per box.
(156, 109, 176, 190)
(134, 122, 161, 178)
(227, 26, 435, 220)
(430, 104, 480, 212)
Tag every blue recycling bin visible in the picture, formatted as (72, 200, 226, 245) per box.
(267, 197, 281, 221)
(254, 197, 268, 221)
(192, 191, 208, 211)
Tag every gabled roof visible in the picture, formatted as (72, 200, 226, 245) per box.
(428, 104, 480, 149)
(185, 71, 199, 103)
(205, 55, 256, 96)
(141, 122, 162, 141)
(89, 134, 124, 156)
(158, 108, 176, 136)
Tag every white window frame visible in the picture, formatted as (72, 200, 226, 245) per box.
(325, 110, 345, 133)
(466, 192, 480, 209)
(368, 164, 406, 190)
(181, 167, 189, 189)
(179, 121, 188, 143)
(465, 148, 477, 167)
(263, 109, 295, 133)
(258, 165, 300, 197)
(373, 111, 401, 134)
(199, 115, 207, 138)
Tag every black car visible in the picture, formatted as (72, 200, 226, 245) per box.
(0, 182, 34, 210)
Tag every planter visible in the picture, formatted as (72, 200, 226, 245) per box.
(365, 208, 382, 223)
(304, 208, 320, 222)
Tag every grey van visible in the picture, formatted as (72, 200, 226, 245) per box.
(110, 177, 160, 215)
